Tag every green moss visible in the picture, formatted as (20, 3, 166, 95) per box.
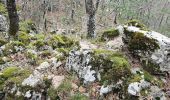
(40, 50, 51, 57)
(47, 35, 77, 49)
(2, 67, 19, 78)
(0, 67, 31, 90)
(101, 28, 119, 41)
(128, 32, 160, 54)
(33, 39, 46, 49)
(0, 3, 7, 15)
(128, 74, 142, 83)
(126, 19, 147, 30)
(57, 48, 70, 56)
(26, 50, 38, 61)
(92, 49, 131, 83)
(18, 31, 31, 45)
(19, 20, 36, 33)
(3, 41, 25, 55)
(34, 33, 45, 40)
(48, 87, 59, 100)
(57, 79, 72, 92)
(71, 92, 88, 100)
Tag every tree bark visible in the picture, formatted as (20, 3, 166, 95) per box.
(85, 0, 100, 38)
(6, 0, 19, 36)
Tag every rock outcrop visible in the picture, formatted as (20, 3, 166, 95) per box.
(118, 24, 170, 72)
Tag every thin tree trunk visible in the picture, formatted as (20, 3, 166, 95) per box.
(6, 0, 19, 36)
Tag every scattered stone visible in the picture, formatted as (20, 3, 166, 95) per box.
(128, 82, 141, 96)
(51, 75, 65, 89)
(99, 85, 112, 95)
(22, 70, 43, 87)
(79, 86, 86, 93)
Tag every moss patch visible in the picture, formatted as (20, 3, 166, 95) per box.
(0, 2, 7, 15)
(92, 49, 131, 84)
(101, 28, 119, 41)
(128, 32, 160, 55)
(0, 67, 31, 90)
(126, 19, 147, 30)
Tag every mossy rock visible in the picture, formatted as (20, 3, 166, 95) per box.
(47, 35, 79, 49)
(128, 32, 160, 54)
(101, 28, 119, 41)
(126, 19, 147, 30)
(92, 49, 131, 83)
(0, 67, 31, 89)
(3, 41, 25, 56)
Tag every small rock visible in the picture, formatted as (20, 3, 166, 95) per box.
(36, 61, 50, 71)
(128, 82, 141, 96)
(100, 85, 112, 95)
(79, 86, 86, 93)
(72, 83, 78, 90)
(52, 76, 65, 89)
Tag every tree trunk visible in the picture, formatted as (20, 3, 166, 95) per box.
(6, 0, 19, 36)
(87, 14, 95, 38)
(85, 0, 100, 38)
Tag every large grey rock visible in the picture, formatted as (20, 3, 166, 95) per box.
(118, 25, 170, 72)
(66, 49, 97, 84)
(22, 70, 44, 87)
(0, 15, 7, 32)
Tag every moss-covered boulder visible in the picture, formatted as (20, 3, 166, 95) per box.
(0, 67, 31, 90)
(92, 49, 131, 84)
(18, 31, 31, 45)
(101, 28, 119, 41)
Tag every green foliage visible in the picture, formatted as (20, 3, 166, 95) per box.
(142, 60, 160, 74)
(18, 31, 31, 45)
(33, 39, 46, 49)
(101, 28, 119, 41)
(57, 79, 72, 92)
(3, 41, 25, 56)
(19, 20, 36, 33)
(48, 87, 59, 100)
(71, 92, 88, 100)
(0, 3, 7, 15)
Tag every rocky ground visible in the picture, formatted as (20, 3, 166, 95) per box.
(0, 13, 170, 100)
